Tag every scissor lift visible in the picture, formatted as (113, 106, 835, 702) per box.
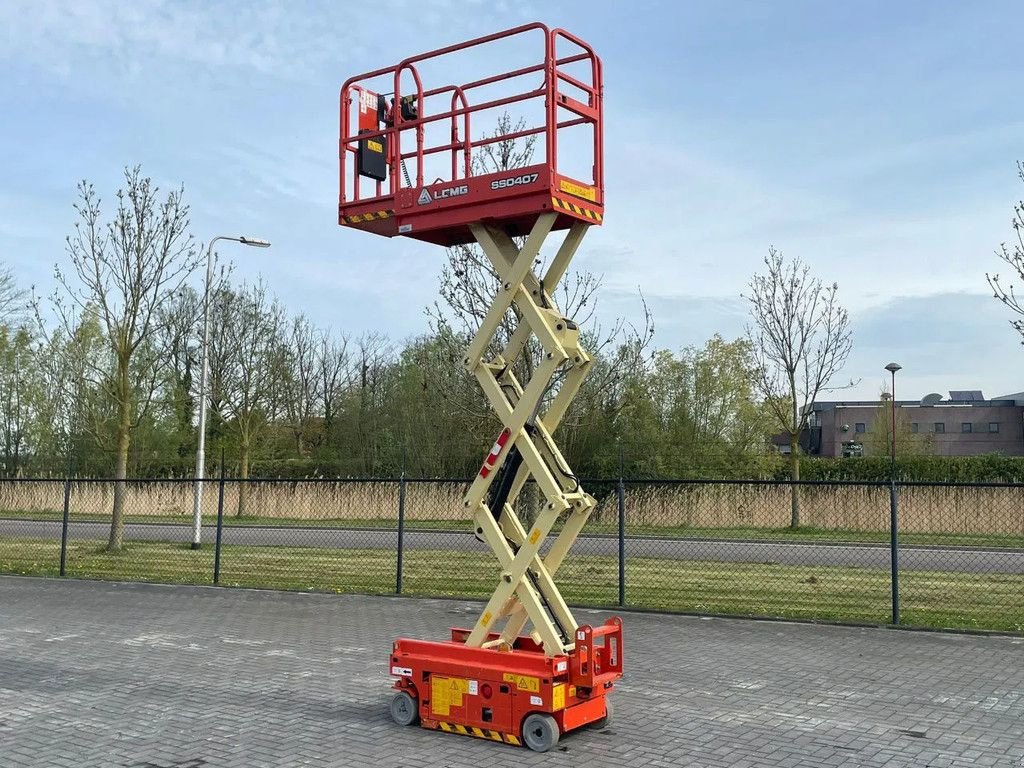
(338, 23, 622, 753)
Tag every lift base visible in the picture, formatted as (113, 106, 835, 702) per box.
(388, 620, 622, 752)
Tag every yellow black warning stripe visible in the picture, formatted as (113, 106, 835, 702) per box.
(551, 196, 602, 222)
(342, 209, 393, 224)
(438, 721, 521, 746)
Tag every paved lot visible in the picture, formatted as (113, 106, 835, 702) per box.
(0, 575, 1022, 768)
(5, 519, 1024, 572)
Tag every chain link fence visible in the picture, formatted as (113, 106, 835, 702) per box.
(0, 476, 1021, 633)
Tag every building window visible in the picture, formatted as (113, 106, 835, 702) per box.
(911, 423, 919, 433)
(961, 422, 972, 433)
(854, 423, 866, 433)
(989, 422, 1000, 433)
(934, 422, 945, 433)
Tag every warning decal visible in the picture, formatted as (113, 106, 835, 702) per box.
(502, 672, 540, 693)
(558, 179, 598, 201)
(430, 676, 469, 717)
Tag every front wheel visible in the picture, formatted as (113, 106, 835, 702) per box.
(522, 712, 560, 752)
(390, 690, 419, 726)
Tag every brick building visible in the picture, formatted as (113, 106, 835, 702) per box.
(806, 391, 1024, 458)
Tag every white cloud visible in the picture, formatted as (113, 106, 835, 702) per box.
(0, 0, 542, 83)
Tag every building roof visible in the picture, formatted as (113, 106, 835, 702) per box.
(812, 396, 1020, 410)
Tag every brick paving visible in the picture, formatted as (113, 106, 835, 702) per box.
(0, 575, 1021, 767)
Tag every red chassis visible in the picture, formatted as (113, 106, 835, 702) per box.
(389, 620, 622, 751)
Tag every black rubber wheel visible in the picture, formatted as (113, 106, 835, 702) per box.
(522, 712, 560, 752)
(389, 691, 419, 726)
(588, 699, 613, 729)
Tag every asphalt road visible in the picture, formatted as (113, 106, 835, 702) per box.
(3, 518, 1023, 573)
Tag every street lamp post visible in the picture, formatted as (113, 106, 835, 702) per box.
(191, 235, 271, 549)
(884, 363, 901, 472)
(884, 361, 902, 624)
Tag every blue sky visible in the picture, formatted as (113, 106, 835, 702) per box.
(1, 0, 1021, 400)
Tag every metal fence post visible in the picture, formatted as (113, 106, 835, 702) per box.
(59, 478, 72, 577)
(889, 481, 900, 624)
(617, 445, 626, 607)
(396, 472, 406, 595)
(617, 477, 626, 607)
(213, 455, 226, 585)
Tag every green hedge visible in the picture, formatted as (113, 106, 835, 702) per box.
(19, 453, 1024, 484)
(246, 454, 1024, 484)
(796, 454, 1024, 483)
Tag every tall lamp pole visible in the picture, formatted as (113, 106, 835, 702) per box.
(884, 361, 902, 624)
(191, 235, 271, 549)
(884, 362, 901, 471)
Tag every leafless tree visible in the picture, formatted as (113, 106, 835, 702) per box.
(277, 319, 352, 456)
(281, 314, 319, 456)
(353, 332, 394, 471)
(744, 247, 853, 528)
(0, 264, 28, 326)
(316, 331, 351, 441)
(987, 162, 1024, 344)
(208, 279, 285, 516)
(427, 113, 652, 520)
(428, 114, 652, 410)
(48, 167, 199, 549)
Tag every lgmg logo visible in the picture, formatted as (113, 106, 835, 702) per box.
(417, 185, 469, 205)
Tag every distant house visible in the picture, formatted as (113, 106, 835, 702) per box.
(804, 391, 1024, 458)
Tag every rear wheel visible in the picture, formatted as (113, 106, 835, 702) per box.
(390, 690, 419, 726)
(522, 712, 560, 752)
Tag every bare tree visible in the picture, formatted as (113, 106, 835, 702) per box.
(427, 112, 652, 519)
(987, 162, 1024, 344)
(152, 286, 202, 461)
(744, 247, 853, 528)
(209, 279, 285, 516)
(49, 167, 199, 549)
(427, 113, 542, 407)
(353, 332, 394, 472)
(281, 314, 318, 456)
(316, 330, 351, 444)
(428, 114, 652, 412)
(0, 265, 28, 326)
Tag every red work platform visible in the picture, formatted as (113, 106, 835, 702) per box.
(390, 622, 622, 750)
(338, 23, 621, 753)
(338, 23, 604, 246)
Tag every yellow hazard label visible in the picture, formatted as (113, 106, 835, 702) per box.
(481, 611, 492, 627)
(529, 529, 541, 545)
(552, 683, 566, 711)
(559, 179, 597, 201)
(431, 676, 469, 717)
(343, 209, 392, 224)
(367, 139, 383, 153)
(502, 673, 540, 693)
(551, 196, 603, 222)
(439, 722, 521, 745)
